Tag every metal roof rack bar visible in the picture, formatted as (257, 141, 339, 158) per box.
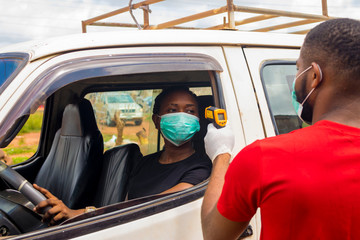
(81, 0, 164, 32)
(81, 0, 333, 34)
(253, 19, 322, 32)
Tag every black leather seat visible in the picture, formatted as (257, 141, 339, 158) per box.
(193, 95, 214, 155)
(94, 143, 142, 207)
(34, 99, 103, 209)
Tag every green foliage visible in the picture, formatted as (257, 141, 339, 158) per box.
(12, 157, 29, 165)
(18, 137, 25, 146)
(3, 146, 38, 165)
(19, 111, 43, 134)
(3, 146, 37, 155)
(103, 134, 113, 142)
(145, 114, 152, 121)
(124, 134, 138, 142)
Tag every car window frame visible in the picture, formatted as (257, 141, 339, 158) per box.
(0, 53, 223, 148)
(260, 60, 298, 135)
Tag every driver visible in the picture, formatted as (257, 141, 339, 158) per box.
(33, 86, 212, 225)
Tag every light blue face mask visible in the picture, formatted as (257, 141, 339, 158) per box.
(291, 64, 322, 124)
(159, 112, 200, 147)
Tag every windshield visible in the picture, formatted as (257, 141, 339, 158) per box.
(0, 53, 29, 94)
(0, 59, 19, 86)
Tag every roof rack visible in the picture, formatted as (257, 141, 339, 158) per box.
(81, 0, 333, 34)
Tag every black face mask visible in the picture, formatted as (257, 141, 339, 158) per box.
(291, 64, 323, 125)
(300, 100, 313, 125)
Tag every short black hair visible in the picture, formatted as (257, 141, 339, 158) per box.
(153, 86, 198, 115)
(302, 18, 360, 77)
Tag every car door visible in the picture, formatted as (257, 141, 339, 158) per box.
(0, 46, 253, 239)
(242, 47, 301, 137)
(68, 47, 247, 240)
(221, 46, 301, 239)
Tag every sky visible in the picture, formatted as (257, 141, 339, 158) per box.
(0, 0, 359, 48)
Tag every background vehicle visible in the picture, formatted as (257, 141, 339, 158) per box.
(0, 1, 334, 239)
(136, 95, 153, 113)
(94, 92, 144, 126)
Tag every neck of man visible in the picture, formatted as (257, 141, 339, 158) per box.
(312, 88, 360, 129)
(159, 141, 195, 164)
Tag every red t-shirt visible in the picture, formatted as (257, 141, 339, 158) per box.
(217, 120, 360, 239)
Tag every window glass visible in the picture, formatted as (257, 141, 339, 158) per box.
(261, 63, 305, 134)
(190, 87, 212, 97)
(87, 90, 158, 155)
(0, 58, 21, 88)
(0, 106, 43, 165)
(85, 87, 212, 155)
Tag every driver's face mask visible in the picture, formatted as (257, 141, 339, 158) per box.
(291, 64, 322, 125)
(159, 112, 200, 147)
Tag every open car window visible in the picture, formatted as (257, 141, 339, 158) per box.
(85, 87, 212, 155)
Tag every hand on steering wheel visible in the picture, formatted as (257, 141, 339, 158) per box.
(33, 184, 84, 225)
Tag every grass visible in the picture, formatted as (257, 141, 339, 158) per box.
(12, 157, 29, 165)
(103, 134, 113, 142)
(3, 146, 37, 155)
(103, 133, 140, 151)
(2, 110, 43, 165)
(125, 134, 139, 142)
(19, 111, 43, 134)
(103, 134, 139, 143)
(3, 146, 38, 165)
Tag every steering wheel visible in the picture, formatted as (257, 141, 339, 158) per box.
(0, 161, 49, 208)
(0, 161, 48, 235)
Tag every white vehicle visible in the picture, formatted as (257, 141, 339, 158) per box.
(0, 1, 333, 239)
(95, 92, 144, 126)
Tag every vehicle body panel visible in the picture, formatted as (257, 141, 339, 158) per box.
(73, 199, 204, 240)
(0, 30, 303, 239)
(0, 30, 303, 62)
(243, 48, 301, 137)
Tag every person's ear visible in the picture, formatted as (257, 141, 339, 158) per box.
(152, 114, 160, 130)
(310, 62, 323, 88)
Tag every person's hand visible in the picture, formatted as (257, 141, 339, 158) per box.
(33, 184, 84, 225)
(204, 122, 235, 161)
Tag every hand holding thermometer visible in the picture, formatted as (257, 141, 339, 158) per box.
(205, 106, 227, 128)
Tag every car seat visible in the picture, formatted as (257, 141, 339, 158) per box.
(34, 99, 103, 209)
(93, 143, 142, 207)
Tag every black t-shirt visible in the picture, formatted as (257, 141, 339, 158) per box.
(127, 151, 212, 200)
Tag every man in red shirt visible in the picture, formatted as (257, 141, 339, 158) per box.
(201, 18, 360, 239)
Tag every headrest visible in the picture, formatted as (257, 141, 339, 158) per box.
(60, 99, 98, 136)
